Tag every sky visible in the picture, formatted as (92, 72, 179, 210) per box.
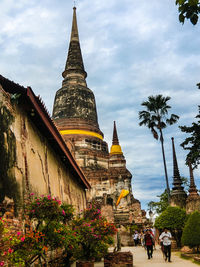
(0, 0, 200, 212)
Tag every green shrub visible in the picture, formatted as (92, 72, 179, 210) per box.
(182, 211, 200, 252)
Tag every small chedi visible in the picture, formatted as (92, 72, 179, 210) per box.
(170, 137, 200, 213)
(52, 7, 146, 244)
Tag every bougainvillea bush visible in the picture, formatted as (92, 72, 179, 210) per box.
(73, 203, 117, 261)
(1, 195, 77, 266)
(0, 198, 117, 266)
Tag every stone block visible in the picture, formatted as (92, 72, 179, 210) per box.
(104, 252, 133, 267)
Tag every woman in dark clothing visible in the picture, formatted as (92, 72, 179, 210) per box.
(144, 229, 154, 259)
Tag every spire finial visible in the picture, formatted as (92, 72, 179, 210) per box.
(70, 5, 79, 42)
(112, 121, 119, 145)
(74, 1, 76, 8)
(62, 5, 87, 80)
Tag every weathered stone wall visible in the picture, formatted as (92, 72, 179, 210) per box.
(170, 192, 187, 209)
(0, 87, 20, 211)
(101, 204, 114, 223)
(186, 196, 200, 214)
(0, 87, 87, 213)
(130, 200, 146, 224)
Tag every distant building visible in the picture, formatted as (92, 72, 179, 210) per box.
(52, 7, 146, 244)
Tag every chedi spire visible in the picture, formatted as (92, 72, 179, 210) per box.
(62, 7, 87, 82)
(188, 162, 198, 196)
(110, 121, 123, 155)
(170, 137, 187, 208)
(52, 7, 100, 128)
(171, 137, 184, 191)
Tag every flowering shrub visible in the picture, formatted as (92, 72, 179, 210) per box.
(0, 198, 117, 265)
(2, 195, 77, 266)
(27, 195, 74, 223)
(73, 204, 117, 261)
(5, 230, 46, 266)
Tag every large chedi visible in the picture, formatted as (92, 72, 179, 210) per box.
(52, 7, 107, 172)
(52, 8, 146, 238)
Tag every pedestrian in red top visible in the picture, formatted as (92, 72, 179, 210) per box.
(144, 229, 154, 259)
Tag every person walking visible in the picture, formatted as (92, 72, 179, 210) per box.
(140, 230, 145, 247)
(149, 228, 156, 250)
(133, 231, 139, 246)
(144, 229, 154, 259)
(159, 228, 172, 262)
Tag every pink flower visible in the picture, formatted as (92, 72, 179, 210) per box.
(0, 261, 4, 266)
(17, 232, 21, 236)
(8, 248, 13, 253)
(30, 193, 34, 196)
(62, 210, 66, 215)
(21, 237, 25, 242)
(3, 252, 7, 256)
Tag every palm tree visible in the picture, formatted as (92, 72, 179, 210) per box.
(138, 95, 179, 201)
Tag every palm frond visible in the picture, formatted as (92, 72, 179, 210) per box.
(160, 121, 167, 129)
(166, 114, 179, 125)
(139, 95, 178, 143)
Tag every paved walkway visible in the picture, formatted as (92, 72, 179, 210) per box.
(125, 245, 197, 267)
(90, 246, 198, 267)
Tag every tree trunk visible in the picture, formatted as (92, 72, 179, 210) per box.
(160, 129, 170, 203)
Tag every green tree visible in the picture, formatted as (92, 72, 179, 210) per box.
(182, 211, 200, 252)
(180, 106, 200, 169)
(148, 189, 169, 214)
(155, 206, 187, 247)
(138, 95, 179, 201)
(176, 0, 200, 25)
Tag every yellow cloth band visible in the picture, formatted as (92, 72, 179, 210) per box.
(59, 129, 103, 140)
(110, 145, 123, 154)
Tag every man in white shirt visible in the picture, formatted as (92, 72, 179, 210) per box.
(133, 231, 139, 246)
(159, 228, 172, 262)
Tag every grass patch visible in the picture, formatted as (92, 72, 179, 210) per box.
(177, 252, 200, 265)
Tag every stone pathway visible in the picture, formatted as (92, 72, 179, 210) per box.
(90, 246, 198, 267)
(126, 245, 197, 267)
